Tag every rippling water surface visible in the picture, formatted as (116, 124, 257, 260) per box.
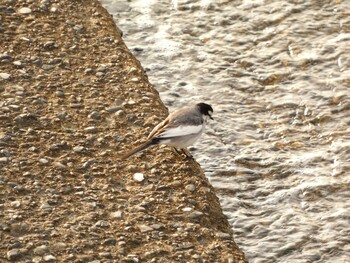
(100, 0, 350, 262)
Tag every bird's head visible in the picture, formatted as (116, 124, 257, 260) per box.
(197, 102, 213, 120)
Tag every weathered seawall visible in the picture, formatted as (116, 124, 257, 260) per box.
(0, 0, 247, 262)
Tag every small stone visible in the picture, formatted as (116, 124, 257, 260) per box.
(52, 242, 66, 252)
(106, 107, 120, 113)
(185, 184, 196, 192)
(118, 241, 126, 246)
(133, 173, 144, 182)
(0, 157, 9, 163)
(7, 182, 18, 188)
(126, 254, 140, 262)
(9, 105, 20, 111)
(88, 111, 100, 119)
(114, 99, 123, 106)
(34, 245, 49, 256)
(40, 202, 52, 210)
(23, 172, 32, 177)
(13, 61, 22, 66)
(156, 185, 171, 191)
(99, 252, 112, 258)
(7, 249, 21, 260)
(131, 77, 139, 82)
(129, 67, 138, 73)
(84, 68, 93, 74)
(97, 65, 107, 72)
(0, 54, 12, 60)
(103, 239, 116, 246)
(182, 207, 192, 212)
(216, 232, 232, 240)
(18, 7, 32, 14)
(176, 242, 194, 250)
(0, 134, 11, 142)
(82, 159, 96, 169)
(150, 223, 165, 230)
(0, 73, 10, 79)
(115, 110, 125, 117)
(70, 103, 83, 109)
(95, 220, 110, 228)
(44, 41, 55, 49)
(73, 146, 84, 153)
(69, 45, 77, 51)
(56, 91, 64, 97)
(28, 146, 36, 152)
(14, 113, 37, 124)
(42, 64, 55, 71)
(189, 211, 203, 219)
(84, 126, 97, 133)
(53, 162, 67, 170)
(11, 201, 21, 208)
(62, 185, 73, 194)
(73, 24, 85, 34)
(138, 224, 153, 232)
(39, 158, 49, 164)
(127, 100, 136, 105)
(110, 211, 123, 219)
(0, 149, 10, 156)
(43, 254, 56, 262)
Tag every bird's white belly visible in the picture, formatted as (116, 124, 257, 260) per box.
(161, 124, 205, 148)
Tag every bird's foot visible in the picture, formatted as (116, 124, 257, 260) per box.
(173, 148, 193, 160)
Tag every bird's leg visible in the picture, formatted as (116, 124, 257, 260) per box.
(180, 148, 193, 159)
(173, 147, 182, 156)
(173, 148, 193, 159)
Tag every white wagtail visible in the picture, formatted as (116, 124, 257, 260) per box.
(122, 102, 213, 159)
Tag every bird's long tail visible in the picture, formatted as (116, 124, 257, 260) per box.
(121, 140, 154, 159)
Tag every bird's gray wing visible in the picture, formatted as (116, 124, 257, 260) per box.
(147, 106, 204, 139)
(147, 117, 170, 140)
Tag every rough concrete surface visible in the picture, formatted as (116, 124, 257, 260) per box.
(0, 0, 247, 262)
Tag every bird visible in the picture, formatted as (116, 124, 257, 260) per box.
(121, 102, 213, 159)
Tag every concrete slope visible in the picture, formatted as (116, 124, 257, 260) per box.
(0, 0, 247, 262)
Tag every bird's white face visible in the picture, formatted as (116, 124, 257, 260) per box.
(203, 110, 213, 121)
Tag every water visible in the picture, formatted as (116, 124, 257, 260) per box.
(100, 0, 350, 262)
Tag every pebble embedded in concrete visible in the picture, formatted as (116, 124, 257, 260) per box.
(133, 173, 144, 182)
(43, 255, 56, 262)
(13, 61, 22, 66)
(0, 157, 9, 163)
(111, 211, 123, 219)
(0, 73, 11, 79)
(73, 146, 85, 153)
(189, 211, 203, 219)
(18, 7, 32, 14)
(216, 232, 232, 240)
(39, 158, 49, 164)
(88, 111, 100, 119)
(138, 224, 153, 232)
(7, 249, 21, 260)
(185, 184, 196, 192)
(34, 245, 49, 256)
